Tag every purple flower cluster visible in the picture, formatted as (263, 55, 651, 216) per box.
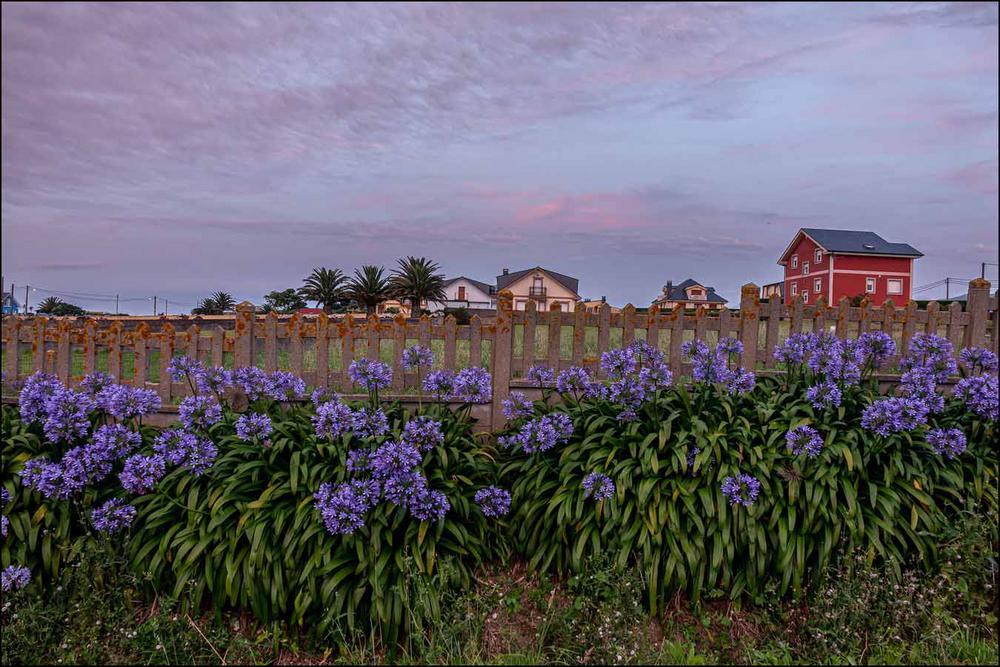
(900, 334, 957, 382)
(861, 397, 929, 436)
(92, 424, 142, 459)
(351, 406, 389, 439)
(501, 412, 573, 453)
(683, 338, 754, 395)
(345, 448, 370, 473)
(401, 345, 434, 371)
(582, 472, 615, 501)
(313, 401, 354, 440)
(1, 488, 9, 538)
(806, 381, 842, 410)
(422, 370, 455, 397)
(601, 348, 637, 379)
(21, 423, 141, 499)
(474, 486, 512, 518)
(400, 416, 444, 452)
(18, 372, 61, 424)
(526, 365, 555, 386)
(178, 395, 222, 431)
(774, 333, 814, 366)
(452, 367, 492, 402)
(42, 386, 94, 444)
(409, 487, 451, 522)
(960, 347, 999, 375)
(556, 367, 597, 399)
(235, 412, 273, 442)
(856, 332, 896, 370)
(153, 429, 200, 466)
(265, 371, 307, 401)
(96, 384, 162, 420)
(91, 498, 137, 534)
(953, 374, 998, 422)
(502, 391, 534, 420)
(168, 356, 203, 383)
(805, 334, 861, 385)
(370, 441, 423, 479)
(196, 367, 233, 396)
(785, 425, 823, 458)
(311, 387, 338, 406)
(313, 481, 376, 535)
(79, 371, 115, 397)
(2, 565, 31, 592)
(119, 454, 167, 494)
(721, 474, 761, 507)
(348, 359, 393, 392)
(927, 428, 967, 460)
(232, 366, 270, 400)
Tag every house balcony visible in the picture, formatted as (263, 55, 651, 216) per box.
(528, 286, 547, 300)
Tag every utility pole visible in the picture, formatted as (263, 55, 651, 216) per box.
(115, 294, 119, 315)
(164, 299, 168, 315)
(945, 278, 950, 300)
(152, 296, 157, 316)
(24, 285, 29, 314)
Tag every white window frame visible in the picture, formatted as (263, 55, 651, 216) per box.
(814, 278, 822, 293)
(802, 290, 809, 303)
(791, 255, 798, 269)
(815, 248, 823, 264)
(865, 277, 876, 293)
(791, 282, 798, 296)
(887, 278, 903, 295)
(803, 261, 810, 276)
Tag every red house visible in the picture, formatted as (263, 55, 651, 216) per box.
(777, 228, 922, 306)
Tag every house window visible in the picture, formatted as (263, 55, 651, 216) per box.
(803, 261, 810, 276)
(791, 255, 798, 269)
(865, 277, 876, 293)
(814, 278, 822, 293)
(887, 279, 903, 295)
(802, 291, 809, 303)
(791, 282, 798, 296)
(815, 248, 823, 264)
(457, 286, 466, 300)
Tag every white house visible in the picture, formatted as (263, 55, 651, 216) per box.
(427, 276, 496, 312)
(496, 267, 581, 312)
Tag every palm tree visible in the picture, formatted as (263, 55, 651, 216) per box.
(347, 265, 392, 314)
(298, 267, 348, 314)
(191, 291, 236, 315)
(390, 256, 446, 316)
(36, 296, 65, 314)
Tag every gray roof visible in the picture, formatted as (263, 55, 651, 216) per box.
(653, 278, 728, 304)
(790, 228, 922, 259)
(443, 276, 495, 295)
(496, 267, 579, 295)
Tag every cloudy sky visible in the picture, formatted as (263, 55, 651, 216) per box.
(2, 2, 997, 313)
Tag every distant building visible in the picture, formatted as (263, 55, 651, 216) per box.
(1, 291, 20, 315)
(427, 277, 496, 312)
(778, 228, 922, 306)
(581, 297, 621, 314)
(496, 267, 581, 312)
(652, 279, 727, 310)
(760, 281, 784, 301)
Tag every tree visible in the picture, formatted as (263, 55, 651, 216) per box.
(191, 291, 236, 315)
(348, 265, 392, 314)
(390, 256, 446, 315)
(36, 297, 85, 316)
(262, 288, 307, 314)
(298, 267, 349, 314)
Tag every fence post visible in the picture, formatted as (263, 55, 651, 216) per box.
(4, 317, 20, 387)
(739, 283, 759, 370)
(964, 278, 991, 349)
(234, 302, 256, 369)
(491, 289, 514, 430)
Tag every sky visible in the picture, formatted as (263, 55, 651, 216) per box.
(2, 2, 998, 314)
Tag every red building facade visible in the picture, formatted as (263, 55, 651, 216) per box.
(778, 229, 922, 306)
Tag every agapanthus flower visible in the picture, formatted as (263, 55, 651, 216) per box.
(1, 516, 7, 539)
(409, 487, 450, 522)
(515, 412, 574, 454)
(474, 486, 512, 518)
(381, 470, 428, 507)
(119, 454, 167, 494)
(582, 472, 615, 501)
(18, 372, 61, 424)
(1, 489, 8, 507)
(19, 458, 66, 499)
(898, 368, 945, 414)
(178, 394, 222, 430)
(347, 359, 393, 392)
(716, 337, 744, 357)
(806, 382, 842, 410)
(42, 386, 94, 444)
(857, 332, 896, 370)
(265, 371, 306, 401)
(400, 416, 444, 452)
(683, 340, 731, 384)
(401, 345, 434, 371)
(806, 333, 849, 380)
(345, 448, 371, 473)
(526, 365, 554, 387)
(79, 371, 115, 397)
(926, 428, 967, 460)
(91, 424, 142, 459)
(628, 339, 665, 366)
(232, 366, 270, 401)
(452, 366, 492, 402)
(726, 368, 756, 395)
(351, 406, 390, 439)
(608, 376, 648, 411)
(556, 367, 595, 399)
(310, 387, 338, 406)
(152, 429, 201, 466)
(181, 437, 218, 475)
(785, 425, 824, 458)
(773, 333, 815, 366)
(369, 441, 422, 479)
(195, 367, 233, 396)
(1, 565, 31, 592)
(91, 498, 137, 534)
(862, 397, 928, 436)
(314, 481, 370, 535)
(720, 474, 761, 507)
(900, 334, 957, 382)
(959, 347, 999, 375)
(638, 362, 673, 392)
(312, 401, 354, 440)
(235, 412, 272, 442)
(600, 348, 637, 380)
(502, 391, 534, 420)
(167, 355, 204, 383)
(96, 385, 162, 420)
(953, 374, 998, 421)
(422, 370, 455, 397)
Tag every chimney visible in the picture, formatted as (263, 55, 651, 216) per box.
(665, 280, 672, 294)
(502, 268, 509, 275)
(601, 295, 606, 303)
